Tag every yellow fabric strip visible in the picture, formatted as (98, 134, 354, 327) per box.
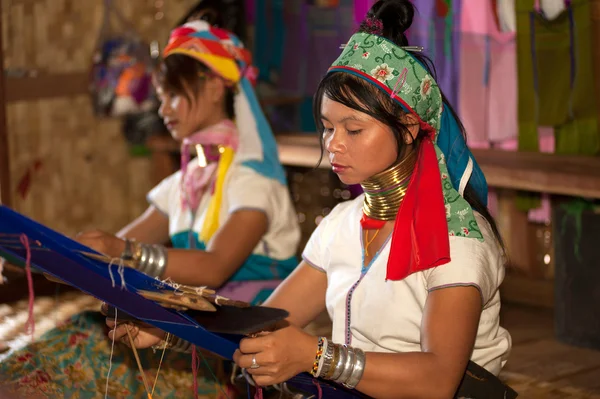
(199, 146, 235, 242)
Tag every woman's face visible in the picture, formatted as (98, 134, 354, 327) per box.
(157, 77, 226, 141)
(321, 96, 400, 185)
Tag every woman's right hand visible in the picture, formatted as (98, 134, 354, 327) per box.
(106, 318, 166, 349)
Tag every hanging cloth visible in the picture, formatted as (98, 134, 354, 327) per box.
(516, 0, 599, 155)
(591, 0, 600, 134)
(407, 0, 462, 112)
(459, 0, 517, 147)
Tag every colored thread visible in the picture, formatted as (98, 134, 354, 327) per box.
(107, 258, 117, 288)
(117, 258, 127, 290)
(192, 345, 200, 399)
(104, 310, 118, 399)
(151, 333, 170, 396)
(19, 234, 35, 339)
(196, 347, 231, 399)
(126, 327, 153, 399)
(364, 229, 380, 257)
(312, 379, 324, 399)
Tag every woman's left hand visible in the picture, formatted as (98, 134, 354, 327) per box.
(75, 230, 126, 258)
(233, 323, 319, 387)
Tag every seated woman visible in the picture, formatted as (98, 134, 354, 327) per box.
(78, 20, 300, 304)
(0, 20, 299, 399)
(109, 0, 514, 397)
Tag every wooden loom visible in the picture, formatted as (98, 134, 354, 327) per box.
(0, 205, 370, 399)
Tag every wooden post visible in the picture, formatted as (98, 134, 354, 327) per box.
(496, 189, 541, 277)
(0, 2, 11, 207)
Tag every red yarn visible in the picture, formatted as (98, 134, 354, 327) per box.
(312, 379, 324, 399)
(19, 234, 35, 341)
(192, 345, 199, 399)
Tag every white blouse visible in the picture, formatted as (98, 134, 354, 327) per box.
(302, 195, 511, 375)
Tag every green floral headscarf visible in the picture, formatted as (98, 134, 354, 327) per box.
(328, 32, 484, 280)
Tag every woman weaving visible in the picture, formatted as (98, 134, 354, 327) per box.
(76, 19, 300, 305)
(110, 1, 514, 397)
(0, 16, 300, 399)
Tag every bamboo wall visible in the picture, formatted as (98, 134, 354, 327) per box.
(1, 0, 196, 235)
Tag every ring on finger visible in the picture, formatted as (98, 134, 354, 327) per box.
(250, 354, 260, 369)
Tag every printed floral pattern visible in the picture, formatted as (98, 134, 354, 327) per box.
(370, 63, 395, 82)
(420, 75, 433, 97)
(330, 32, 483, 241)
(0, 312, 234, 398)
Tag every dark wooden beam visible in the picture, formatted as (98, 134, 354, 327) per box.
(5, 72, 89, 103)
(275, 133, 600, 199)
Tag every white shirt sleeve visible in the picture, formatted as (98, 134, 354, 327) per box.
(226, 166, 276, 222)
(424, 216, 506, 306)
(301, 200, 353, 273)
(146, 171, 181, 216)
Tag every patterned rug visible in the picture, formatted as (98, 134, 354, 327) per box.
(0, 292, 101, 360)
(2, 294, 600, 398)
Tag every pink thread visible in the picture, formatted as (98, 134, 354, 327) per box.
(391, 68, 408, 99)
(19, 234, 35, 340)
(312, 380, 324, 399)
(192, 345, 200, 399)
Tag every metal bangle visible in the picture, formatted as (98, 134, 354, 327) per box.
(121, 239, 134, 260)
(343, 348, 366, 389)
(148, 245, 167, 278)
(319, 339, 335, 378)
(336, 345, 356, 385)
(170, 337, 193, 353)
(145, 245, 156, 271)
(325, 343, 340, 379)
(330, 344, 347, 381)
(136, 244, 167, 278)
(139, 244, 149, 271)
(154, 245, 167, 277)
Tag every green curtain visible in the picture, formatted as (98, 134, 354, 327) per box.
(516, 0, 599, 155)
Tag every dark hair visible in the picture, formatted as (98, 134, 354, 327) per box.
(313, 0, 504, 247)
(155, 54, 235, 119)
(177, 0, 246, 42)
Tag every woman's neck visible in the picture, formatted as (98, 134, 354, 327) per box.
(360, 149, 417, 221)
(193, 116, 231, 134)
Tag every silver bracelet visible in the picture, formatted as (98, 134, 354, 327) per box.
(136, 244, 167, 278)
(139, 244, 149, 267)
(170, 336, 193, 353)
(319, 339, 335, 378)
(121, 239, 134, 260)
(336, 345, 356, 385)
(330, 343, 347, 381)
(342, 347, 366, 389)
